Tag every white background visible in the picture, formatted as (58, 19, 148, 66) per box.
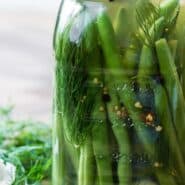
(0, 0, 61, 122)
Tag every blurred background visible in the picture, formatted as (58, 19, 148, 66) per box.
(0, 0, 61, 123)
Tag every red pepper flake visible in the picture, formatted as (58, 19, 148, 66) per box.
(145, 113, 154, 124)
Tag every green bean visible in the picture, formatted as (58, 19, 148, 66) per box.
(113, 128, 131, 185)
(84, 20, 98, 52)
(154, 84, 185, 182)
(168, 40, 178, 60)
(137, 45, 157, 81)
(114, 7, 131, 48)
(96, 12, 122, 69)
(83, 136, 96, 185)
(78, 146, 84, 185)
(120, 86, 156, 156)
(76, 40, 105, 185)
(78, 47, 105, 185)
(86, 44, 113, 185)
(137, 39, 185, 182)
(156, 170, 177, 185)
(92, 101, 113, 185)
(108, 96, 131, 185)
(103, 71, 131, 185)
(155, 38, 185, 153)
(137, 44, 162, 163)
(97, 12, 132, 184)
(95, 176, 99, 185)
(78, 135, 95, 185)
(122, 45, 139, 77)
(176, 29, 185, 96)
(65, 139, 79, 171)
(97, 11, 155, 162)
(182, 64, 185, 98)
(135, 180, 157, 185)
(52, 70, 66, 185)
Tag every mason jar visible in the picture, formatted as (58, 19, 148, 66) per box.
(53, 0, 185, 184)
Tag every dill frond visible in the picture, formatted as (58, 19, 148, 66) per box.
(136, 0, 160, 46)
(56, 16, 100, 145)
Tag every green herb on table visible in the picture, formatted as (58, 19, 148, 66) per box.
(0, 106, 51, 185)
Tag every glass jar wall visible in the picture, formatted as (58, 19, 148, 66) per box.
(53, 0, 185, 184)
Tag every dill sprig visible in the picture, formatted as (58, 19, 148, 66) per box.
(57, 18, 99, 145)
(136, 0, 160, 46)
(0, 107, 51, 185)
(136, 0, 180, 46)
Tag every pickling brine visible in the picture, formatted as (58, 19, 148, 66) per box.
(53, 0, 185, 184)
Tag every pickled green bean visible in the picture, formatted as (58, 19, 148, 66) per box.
(97, 11, 155, 161)
(79, 136, 96, 185)
(137, 45, 157, 80)
(97, 12, 122, 69)
(156, 170, 177, 185)
(108, 96, 131, 185)
(154, 84, 185, 182)
(92, 103, 113, 185)
(155, 39, 185, 153)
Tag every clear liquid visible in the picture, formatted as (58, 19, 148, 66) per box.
(53, 0, 185, 184)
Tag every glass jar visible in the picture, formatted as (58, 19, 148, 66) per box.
(53, 0, 185, 185)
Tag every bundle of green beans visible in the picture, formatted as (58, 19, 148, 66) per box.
(53, 0, 185, 184)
